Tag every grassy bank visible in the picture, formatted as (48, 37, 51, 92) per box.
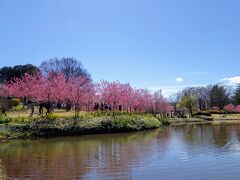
(168, 118, 211, 126)
(168, 114, 240, 126)
(0, 114, 162, 141)
(4, 109, 240, 141)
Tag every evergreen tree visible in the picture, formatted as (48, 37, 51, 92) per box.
(0, 64, 39, 83)
(233, 84, 240, 105)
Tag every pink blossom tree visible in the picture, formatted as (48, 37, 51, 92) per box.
(236, 105, 240, 113)
(127, 88, 141, 112)
(117, 83, 133, 112)
(5, 72, 173, 118)
(0, 85, 9, 97)
(211, 106, 220, 111)
(132, 89, 152, 112)
(149, 90, 171, 117)
(224, 104, 236, 112)
(84, 83, 97, 112)
(6, 72, 68, 114)
(159, 100, 172, 117)
(34, 73, 67, 103)
(66, 76, 93, 118)
(98, 81, 124, 117)
(7, 73, 41, 100)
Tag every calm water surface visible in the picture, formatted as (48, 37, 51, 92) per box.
(1, 124, 240, 180)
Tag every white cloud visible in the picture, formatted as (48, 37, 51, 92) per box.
(148, 76, 240, 98)
(149, 86, 183, 97)
(176, 77, 184, 83)
(222, 76, 240, 85)
(148, 84, 206, 97)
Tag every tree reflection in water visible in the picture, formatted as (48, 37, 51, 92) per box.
(0, 159, 7, 179)
(0, 129, 170, 179)
(1, 125, 240, 179)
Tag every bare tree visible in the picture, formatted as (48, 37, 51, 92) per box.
(178, 87, 211, 111)
(168, 92, 181, 111)
(40, 57, 91, 81)
(195, 87, 211, 111)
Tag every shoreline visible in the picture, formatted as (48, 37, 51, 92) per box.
(169, 118, 240, 126)
(2, 115, 240, 143)
(0, 114, 162, 142)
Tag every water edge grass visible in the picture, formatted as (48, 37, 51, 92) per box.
(0, 114, 162, 141)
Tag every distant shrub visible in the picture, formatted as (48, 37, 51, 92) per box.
(224, 104, 236, 113)
(236, 105, 240, 113)
(207, 110, 222, 114)
(0, 116, 10, 124)
(193, 111, 211, 117)
(211, 106, 220, 111)
(206, 104, 240, 114)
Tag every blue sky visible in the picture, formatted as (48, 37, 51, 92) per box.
(1, 0, 240, 96)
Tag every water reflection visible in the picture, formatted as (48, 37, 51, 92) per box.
(1, 125, 240, 179)
(0, 159, 7, 179)
(0, 129, 170, 179)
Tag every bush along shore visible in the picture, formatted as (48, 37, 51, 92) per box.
(0, 114, 162, 141)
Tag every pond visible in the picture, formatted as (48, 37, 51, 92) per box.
(1, 124, 240, 179)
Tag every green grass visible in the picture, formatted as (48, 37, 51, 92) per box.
(0, 113, 162, 141)
(212, 114, 240, 120)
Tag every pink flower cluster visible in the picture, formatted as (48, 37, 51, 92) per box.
(2, 73, 171, 114)
(223, 104, 240, 113)
(211, 106, 220, 111)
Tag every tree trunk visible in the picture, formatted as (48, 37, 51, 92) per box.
(189, 107, 193, 117)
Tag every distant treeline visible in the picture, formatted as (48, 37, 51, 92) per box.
(0, 57, 91, 83)
(0, 64, 38, 83)
(1, 58, 240, 118)
(169, 84, 240, 116)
